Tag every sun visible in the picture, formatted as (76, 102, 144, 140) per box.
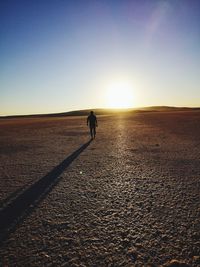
(105, 82, 134, 109)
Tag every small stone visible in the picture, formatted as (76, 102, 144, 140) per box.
(163, 259, 191, 267)
(127, 248, 137, 263)
(41, 252, 50, 258)
(193, 256, 200, 263)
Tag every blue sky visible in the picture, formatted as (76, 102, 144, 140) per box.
(1, 0, 200, 115)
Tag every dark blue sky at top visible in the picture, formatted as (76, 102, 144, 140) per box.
(1, 0, 200, 60)
(1, 0, 200, 115)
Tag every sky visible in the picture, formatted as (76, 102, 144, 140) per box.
(1, 0, 200, 115)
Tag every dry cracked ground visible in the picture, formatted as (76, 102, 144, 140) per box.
(0, 111, 200, 267)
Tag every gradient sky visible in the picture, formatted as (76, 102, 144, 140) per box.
(1, 0, 200, 115)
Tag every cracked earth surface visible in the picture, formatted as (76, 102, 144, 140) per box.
(0, 111, 200, 266)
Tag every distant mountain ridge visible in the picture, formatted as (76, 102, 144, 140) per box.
(1, 106, 200, 119)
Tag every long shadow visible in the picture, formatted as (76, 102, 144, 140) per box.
(0, 139, 92, 243)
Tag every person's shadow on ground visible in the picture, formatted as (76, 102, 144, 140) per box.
(0, 139, 92, 243)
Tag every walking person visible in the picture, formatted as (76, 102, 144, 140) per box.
(87, 111, 98, 139)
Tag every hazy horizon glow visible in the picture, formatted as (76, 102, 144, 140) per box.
(105, 81, 135, 109)
(1, 0, 200, 115)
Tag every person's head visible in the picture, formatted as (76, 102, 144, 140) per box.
(90, 111, 94, 115)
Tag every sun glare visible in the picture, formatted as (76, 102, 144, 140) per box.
(106, 82, 134, 109)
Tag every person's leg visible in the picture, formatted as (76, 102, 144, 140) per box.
(93, 126, 96, 138)
(90, 126, 93, 138)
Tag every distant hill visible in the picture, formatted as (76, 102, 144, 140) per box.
(134, 106, 200, 112)
(1, 106, 200, 119)
(0, 108, 129, 119)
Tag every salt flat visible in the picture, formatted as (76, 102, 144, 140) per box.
(0, 111, 200, 266)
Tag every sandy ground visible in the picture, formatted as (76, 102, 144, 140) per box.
(0, 111, 200, 267)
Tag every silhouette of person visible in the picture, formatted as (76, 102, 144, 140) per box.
(87, 111, 98, 139)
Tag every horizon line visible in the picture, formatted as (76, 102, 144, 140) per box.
(1, 105, 200, 119)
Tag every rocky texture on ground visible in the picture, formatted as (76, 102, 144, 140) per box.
(0, 111, 200, 266)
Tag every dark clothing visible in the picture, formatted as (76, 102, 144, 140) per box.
(87, 113, 97, 139)
(87, 114, 97, 127)
(89, 125, 96, 138)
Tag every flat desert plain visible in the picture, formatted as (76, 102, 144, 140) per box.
(0, 110, 200, 267)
